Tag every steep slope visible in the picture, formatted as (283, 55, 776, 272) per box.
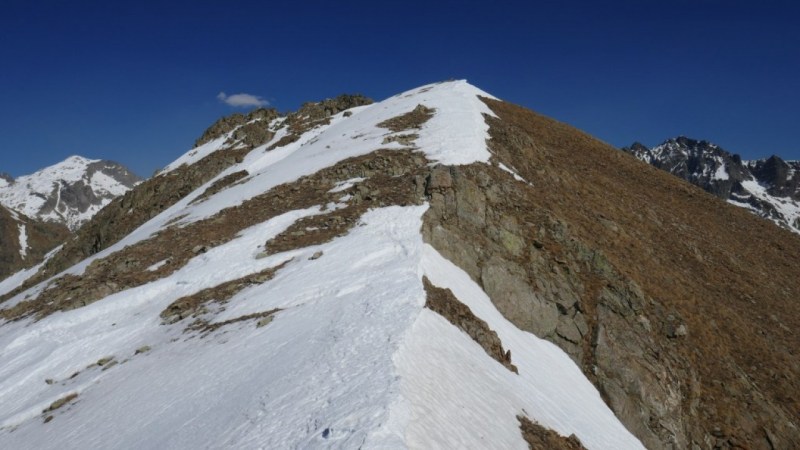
(0, 156, 141, 231)
(0, 205, 69, 281)
(484, 112, 799, 449)
(623, 137, 800, 233)
(1, 81, 798, 449)
(0, 82, 640, 449)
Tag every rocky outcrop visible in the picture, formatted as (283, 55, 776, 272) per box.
(194, 108, 281, 147)
(266, 94, 374, 150)
(748, 155, 800, 199)
(423, 277, 517, 373)
(518, 416, 587, 450)
(5, 96, 374, 299)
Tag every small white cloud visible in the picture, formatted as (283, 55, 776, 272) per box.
(216, 91, 270, 107)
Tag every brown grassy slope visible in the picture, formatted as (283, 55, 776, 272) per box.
(484, 98, 799, 448)
(0, 206, 70, 279)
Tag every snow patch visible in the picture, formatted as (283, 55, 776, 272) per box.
(712, 163, 729, 181)
(741, 179, 800, 233)
(498, 162, 531, 184)
(17, 224, 28, 259)
(329, 177, 366, 193)
(146, 259, 169, 272)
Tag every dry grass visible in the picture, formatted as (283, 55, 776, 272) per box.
(377, 104, 434, 132)
(483, 97, 800, 448)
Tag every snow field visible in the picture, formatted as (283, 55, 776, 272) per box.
(398, 245, 644, 449)
(0, 81, 645, 449)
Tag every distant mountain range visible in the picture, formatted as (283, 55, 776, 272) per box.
(622, 136, 800, 234)
(0, 156, 141, 231)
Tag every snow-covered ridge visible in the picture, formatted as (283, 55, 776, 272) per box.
(0, 205, 642, 449)
(0, 155, 141, 230)
(0, 81, 643, 449)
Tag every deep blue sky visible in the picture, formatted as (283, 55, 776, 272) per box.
(2, 0, 799, 177)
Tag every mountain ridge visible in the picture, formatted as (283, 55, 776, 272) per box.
(622, 137, 800, 233)
(0, 81, 798, 449)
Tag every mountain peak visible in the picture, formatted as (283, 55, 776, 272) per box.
(0, 155, 142, 230)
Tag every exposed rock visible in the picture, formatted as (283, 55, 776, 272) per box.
(518, 415, 587, 450)
(1, 149, 429, 321)
(481, 258, 559, 339)
(377, 104, 434, 132)
(477, 98, 800, 449)
(194, 108, 280, 147)
(423, 277, 517, 373)
(190, 170, 249, 205)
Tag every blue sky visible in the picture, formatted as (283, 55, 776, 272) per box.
(2, 0, 799, 177)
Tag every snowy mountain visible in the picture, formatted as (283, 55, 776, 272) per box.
(1, 81, 799, 449)
(0, 156, 142, 231)
(623, 137, 800, 234)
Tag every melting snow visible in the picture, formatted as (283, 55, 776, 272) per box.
(498, 162, 531, 185)
(403, 245, 644, 449)
(0, 81, 645, 449)
(146, 259, 169, 272)
(16, 224, 28, 259)
(329, 177, 366, 193)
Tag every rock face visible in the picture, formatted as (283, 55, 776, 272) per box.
(0, 205, 69, 280)
(0, 156, 142, 231)
(622, 137, 800, 233)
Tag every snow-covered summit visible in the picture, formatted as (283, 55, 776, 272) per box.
(0, 155, 141, 230)
(0, 80, 648, 449)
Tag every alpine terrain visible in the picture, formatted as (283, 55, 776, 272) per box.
(0, 81, 798, 449)
(623, 137, 800, 234)
(0, 155, 142, 231)
(0, 205, 68, 281)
